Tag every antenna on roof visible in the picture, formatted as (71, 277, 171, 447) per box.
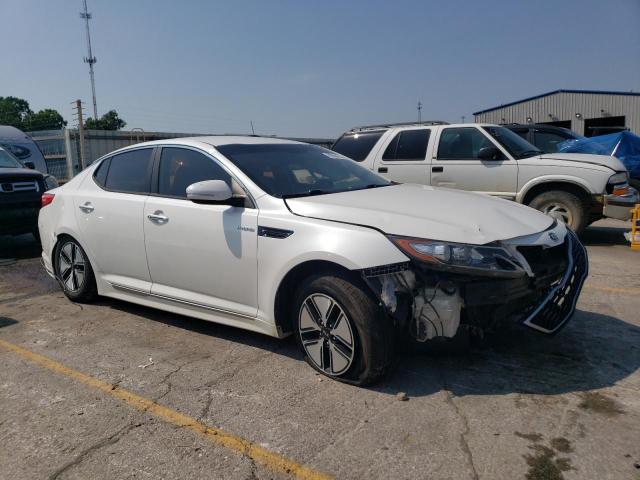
(417, 101, 422, 123)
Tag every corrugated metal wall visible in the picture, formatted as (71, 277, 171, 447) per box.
(474, 92, 640, 135)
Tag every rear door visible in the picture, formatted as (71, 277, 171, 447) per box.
(430, 126, 518, 199)
(372, 129, 432, 184)
(74, 147, 154, 292)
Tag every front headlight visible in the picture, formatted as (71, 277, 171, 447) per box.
(608, 172, 628, 185)
(44, 175, 59, 191)
(388, 235, 527, 277)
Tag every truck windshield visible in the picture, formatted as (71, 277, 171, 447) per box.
(482, 126, 543, 159)
(0, 147, 23, 168)
(331, 131, 384, 162)
(216, 143, 391, 198)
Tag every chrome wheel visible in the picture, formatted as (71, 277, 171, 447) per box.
(298, 293, 355, 376)
(58, 242, 86, 293)
(542, 202, 572, 225)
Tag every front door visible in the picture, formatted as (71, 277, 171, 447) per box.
(74, 147, 155, 292)
(143, 146, 258, 317)
(431, 126, 518, 199)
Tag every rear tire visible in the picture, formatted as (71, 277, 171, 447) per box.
(54, 237, 97, 303)
(528, 190, 588, 234)
(293, 272, 394, 385)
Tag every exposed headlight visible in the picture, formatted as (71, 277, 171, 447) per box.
(608, 172, 628, 185)
(44, 175, 59, 191)
(388, 235, 527, 277)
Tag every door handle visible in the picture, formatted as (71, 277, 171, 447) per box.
(147, 211, 169, 224)
(78, 202, 94, 213)
(378, 167, 388, 173)
(432, 166, 444, 173)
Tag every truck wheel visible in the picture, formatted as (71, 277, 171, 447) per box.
(54, 237, 97, 303)
(528, 190, 588, 234)
(293, 273, 394, 385)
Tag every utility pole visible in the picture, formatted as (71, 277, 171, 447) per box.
(417, 101, 422, 123)
(73, 100, 86, 171)
(250, 121, 255, 135)
(461, 115, 466, 124)
(80, 0, 98, 121)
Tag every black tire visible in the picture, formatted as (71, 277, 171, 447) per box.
(528, 190, 588, 234)
(292, 272, 395, 385)
(53, 237, 97, 303)
(32, 229, 41, 244)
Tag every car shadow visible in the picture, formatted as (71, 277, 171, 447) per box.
(0, 234, 41, 261)
(580, 224, 629, 246)
(99, 299, 639, 399)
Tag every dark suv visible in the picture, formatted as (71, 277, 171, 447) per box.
(504, 124, 581, 154)
(0, 146, 56, 240)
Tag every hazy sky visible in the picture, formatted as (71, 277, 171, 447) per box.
(1, 0, 639, 138)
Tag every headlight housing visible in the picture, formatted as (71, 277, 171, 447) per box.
(608, 172, 628, 185)
(388, 235, 527, 277)
(607, 172, 630, 196)
(44, 175, 59, 191)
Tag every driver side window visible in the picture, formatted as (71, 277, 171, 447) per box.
(158, 147, 230, 199)
(437, 127, 498, 160)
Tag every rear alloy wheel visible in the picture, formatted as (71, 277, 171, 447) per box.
(55, 238, 97, 303)
(528, 190, 588, 234)
(293, 273, 394, 385)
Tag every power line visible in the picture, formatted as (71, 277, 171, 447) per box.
(80, 0, 98, 120)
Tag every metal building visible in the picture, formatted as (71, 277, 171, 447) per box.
(473, 89, 640, 136)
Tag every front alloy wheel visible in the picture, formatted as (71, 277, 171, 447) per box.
(299, 293, 355, 376)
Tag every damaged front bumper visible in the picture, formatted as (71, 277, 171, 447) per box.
(362, 230, 588, 341)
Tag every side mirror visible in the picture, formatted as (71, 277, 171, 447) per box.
(24, 161, 36, 169)
(477, 146, 503, 161)
(186, 180, 233, 203)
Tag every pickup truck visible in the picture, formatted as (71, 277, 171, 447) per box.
(332, 122, 638, 233)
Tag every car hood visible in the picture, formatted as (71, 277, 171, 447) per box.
(532, 153, 625, 171)
(0, 167, 43, 178)
(285, 184, 553, 244)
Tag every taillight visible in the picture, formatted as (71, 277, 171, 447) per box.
(41, 192, 55, 208)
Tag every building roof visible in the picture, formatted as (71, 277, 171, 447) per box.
(473, 89, 640, 116)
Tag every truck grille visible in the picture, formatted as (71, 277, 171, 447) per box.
(522, 231, 588, 334)
(0, 180, 39, 193)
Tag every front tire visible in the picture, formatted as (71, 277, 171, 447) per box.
(293, 273, 394, 385)
(54, 237, 97, 303)
(528, 190, 588, 234)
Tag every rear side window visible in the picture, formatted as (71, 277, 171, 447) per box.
(331, 131, 384, 162)
(383, 129, 430, 161)
(104, 148, 153, 194)
(93, 158, 110, 187)
(534, 130, 570, 153)
(437, 127, 494, 160)
(158, 147, 230, 198)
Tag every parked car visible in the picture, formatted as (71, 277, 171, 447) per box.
(503, 123, 582, 153)
(0, 125, 49, 174)
(39, 137, 587, 384)
(0, 146, 57, 240)
(332, 122, 637, 233)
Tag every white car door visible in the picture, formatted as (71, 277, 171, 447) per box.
(372, 128, 433, 184)
(431, 126, 518, 199)
(143, 146, 258, 317)
(74, 147, 154, 292)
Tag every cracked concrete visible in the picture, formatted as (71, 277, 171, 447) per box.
(1, 220, 640, 479)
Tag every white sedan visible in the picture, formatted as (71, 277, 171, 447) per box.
(38, 137, 588, 384)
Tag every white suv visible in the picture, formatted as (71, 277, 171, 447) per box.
(332, 122, 638, 233)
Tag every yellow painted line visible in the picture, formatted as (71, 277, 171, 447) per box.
(0, 339, 332, 480)
(584, 284, 640, 295)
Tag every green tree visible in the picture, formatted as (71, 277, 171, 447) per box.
(25, 108, 67, 130)
(85, 110, 126, 130)
(0, 96, 33, 128)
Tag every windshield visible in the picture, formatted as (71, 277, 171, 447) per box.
(0, 147, 23, 168)
(482, 126, 543, 159)
(216, 143, 391, 198)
